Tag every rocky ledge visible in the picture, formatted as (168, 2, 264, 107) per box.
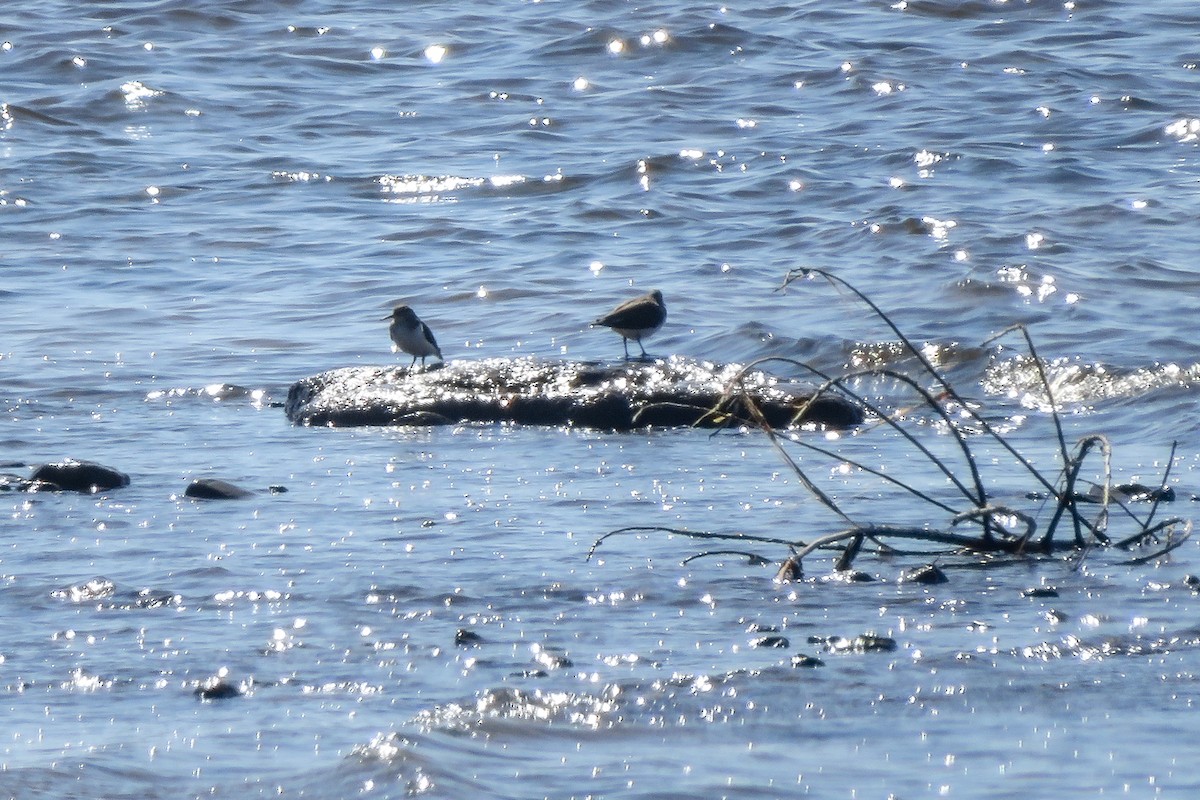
(284, 356, 863, 430)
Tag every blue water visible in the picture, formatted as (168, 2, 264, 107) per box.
(5, 1, 1200, 797)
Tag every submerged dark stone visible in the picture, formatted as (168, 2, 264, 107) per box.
(1084, 483, 1176, 504)
(900, 563, 949, 585)
(810, 634, 899, 654)
(751, 635, 790, 649)
(851, 634, 898, 652)
(455, 628, 484, 647)
(133, 589, 183, 609)
(1022, 586, 1059, 598)
(194, 678, 243, 700)
(531, 646, 573, 671)
(790, 654, 825, 668)
(1030, 483, 1179, 504)
(30, 460, 130, 494)
(823, 569, 875, 584)
(285, 356, 864, 431)
(185, 478, 254, 500)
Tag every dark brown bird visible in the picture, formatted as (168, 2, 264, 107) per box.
(593, 289, 666, 359)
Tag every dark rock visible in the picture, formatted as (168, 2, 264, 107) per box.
(751, 635, 790, 649)
(1184, 575, 1200, 592)
(184, 478, 254, 500)
(900, 563, 949, 585)
(1030, 483, 1179, 504)
(824, 569, 875, 583)
(852, 634, 897, 652)
(285, 356, 864, 431)
(810, 634, 898, 654)
(455, 628, 484, 647)
(194, 678, 242, 700)
(267, 485, 288, 494)
(790, 654, 825, 668)
(531, 646, 572, 670)
(1022, 586, 1059, 598)
(134, 589, 182, 609)
(30, 459, 130, 494)
(1084, 483, 1175, 504)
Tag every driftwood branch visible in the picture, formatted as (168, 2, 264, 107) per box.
(591, 271, 1190, 582)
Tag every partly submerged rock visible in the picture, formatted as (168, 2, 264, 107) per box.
(751, 635, 790, 649)
(899, 563, 949, 585)
(30, 459, 130, 494)
(455, 628, 484, 647)
(285, 356, 863, 431)
(184, 478, 254, 500)
(790, 654, 826, 668)
(809, 634, 899, 654)
(193, 677, 244, 700)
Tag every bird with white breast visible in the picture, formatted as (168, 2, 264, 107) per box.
(383, 305, 443, 369)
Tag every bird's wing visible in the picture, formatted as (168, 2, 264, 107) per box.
(596, 296, 659, 329)
(421, 321, 442, 356)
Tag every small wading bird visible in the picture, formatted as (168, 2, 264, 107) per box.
(593, 289, 666, 360)
(383, 305, 443, 368)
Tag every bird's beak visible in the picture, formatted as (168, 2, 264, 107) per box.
(380, 315, 392, 321)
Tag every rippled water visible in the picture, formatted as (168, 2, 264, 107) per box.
(5, 1, 1200, 797)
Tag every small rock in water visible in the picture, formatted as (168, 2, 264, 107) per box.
(900, 563, 948, 585)
(31, 459, 130, 494)
(1085, 483, 1176, 503)
(751, 635, 790, 649)
(1184, 575, 1200, 592)
(194, 677, 243, 700)
(184, 478, 254, 500)
(810, 634, 898, 654)
(790, 654, 825, 668)
(455, 628, 484, 646)
(824, 569, 875, 583)
(531, 644, 572, 670)
(134, 589, 182, 609)
(1022, 586, 1059, 598)
(510, 669, 549, 679)
(850, 634, 898, 653)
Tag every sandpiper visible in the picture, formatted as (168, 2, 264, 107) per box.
(382, 305, 443, 368)
(593, 289, 666, 359)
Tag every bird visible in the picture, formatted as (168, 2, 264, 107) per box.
(592, 289, 666, 359)
(382, 305, 443, 368)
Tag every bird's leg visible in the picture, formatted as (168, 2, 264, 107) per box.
(637, 339, 648, 358)
(622, 338, 630, 360)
